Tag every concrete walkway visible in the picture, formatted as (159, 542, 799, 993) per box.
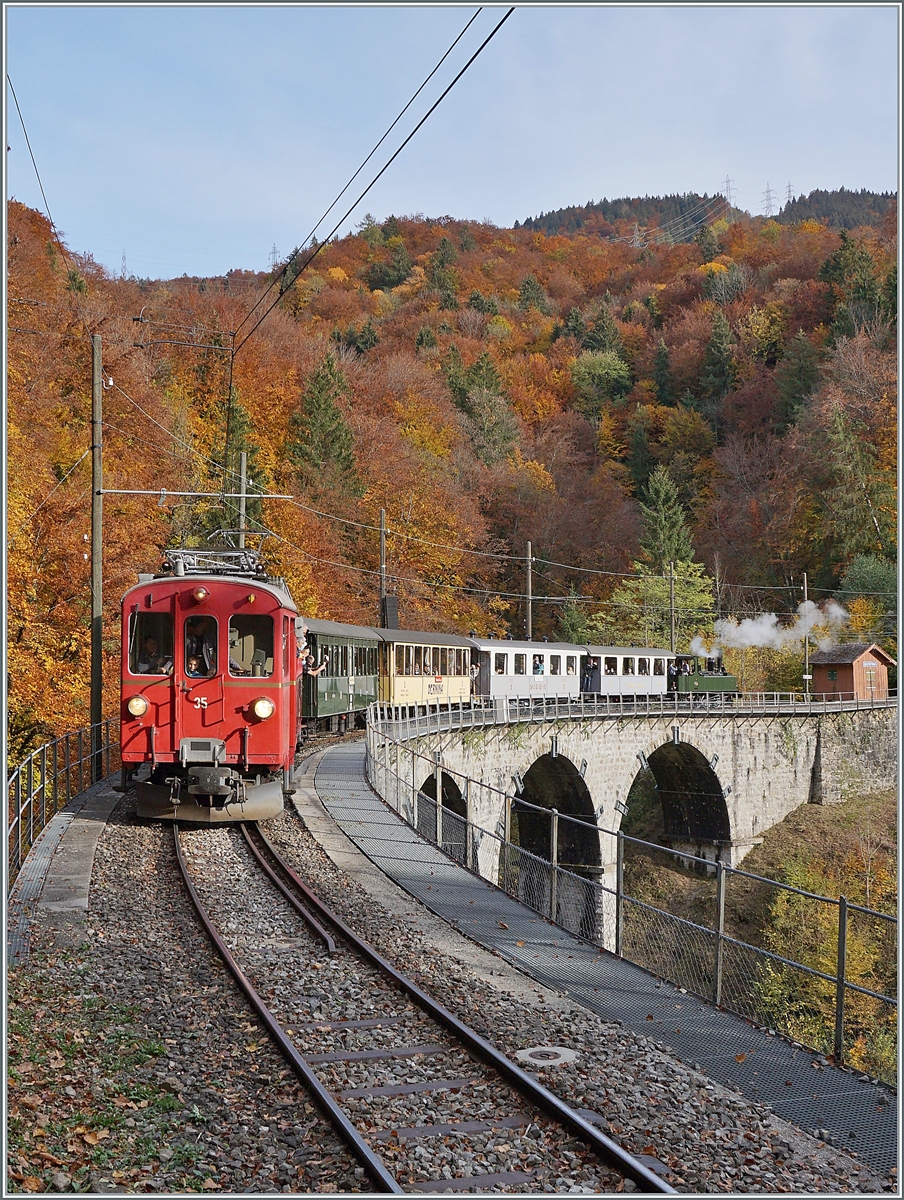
(7, 779, 123, 964)
(309, 741, 897, 1180)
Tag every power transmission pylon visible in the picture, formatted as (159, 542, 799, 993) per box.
(121, 250, 127, 279)
(631, 223, 644, 248)
(721, 175, 735, 222)
(762, 182, 777, 218)
(268, 242, 279, 270)
(785, 182, 794, 208)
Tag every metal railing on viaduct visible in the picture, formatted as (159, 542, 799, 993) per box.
(365, 698, 897, 1085)
(368, 689, 898, 741)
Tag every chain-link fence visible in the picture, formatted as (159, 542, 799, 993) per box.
(7, 719, 120, 894)
(366, 716, 897, 1084)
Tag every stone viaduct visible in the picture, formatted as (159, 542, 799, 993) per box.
(373, 704, 897, 890)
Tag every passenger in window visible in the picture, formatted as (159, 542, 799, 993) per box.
(533, 655, 544, 675)
(303, 652, 327, 678)
(185, 616, 216, 674)
(581, 657, 601, 692)
(567, 662, 576, 675)
(605, 660, 617, 676)
(185, 655, 206, 678)
(137, 636, 172, 675)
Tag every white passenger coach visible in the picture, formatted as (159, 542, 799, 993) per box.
(470, 640, 675, 702)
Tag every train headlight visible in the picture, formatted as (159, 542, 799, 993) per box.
(192, 586, 209, 602)
(251, 696, 275, 720)
(127, 695, 149, 717)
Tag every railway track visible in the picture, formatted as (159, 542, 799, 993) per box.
(174, 820, 676, 1194)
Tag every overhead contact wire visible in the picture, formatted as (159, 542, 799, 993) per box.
(235, 6, 515, 354)
(234, 6, 485, 339)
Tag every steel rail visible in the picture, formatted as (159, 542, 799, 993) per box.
(238, 822, 337, 953)
(250, 822, 676, 1194)
(172, 823, 402, 1194)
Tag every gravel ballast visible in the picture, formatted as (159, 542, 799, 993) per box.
(6, 749, 896, 1194)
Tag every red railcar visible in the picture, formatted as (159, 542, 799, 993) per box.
(120, 548, 300, 823)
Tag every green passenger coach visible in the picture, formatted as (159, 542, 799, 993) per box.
(299, 618, 380, 730)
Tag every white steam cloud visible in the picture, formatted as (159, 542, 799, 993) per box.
(692, 601, 848, 655)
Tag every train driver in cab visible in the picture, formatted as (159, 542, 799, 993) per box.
(136, 636, 172, 675)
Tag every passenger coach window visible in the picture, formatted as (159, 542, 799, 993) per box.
(622, 657, 635, 675)
(604, 657, 618, 676)
(130, 612, 174, 675)
(532, 655, 545, 675)
(494, 653, 507, 675)
(423, 647, 433, 675)
(550, 655, 561, 675)
(228, 615, 273, 677)
(653, 658, 665, 675)
(566, 655, 577, 676)
(395, 645, 404, 675)
(514, 654, 526, 675)
(638, 658, 649, 675)
(440, 648, 449, 675)
(414, 646, 423, 675)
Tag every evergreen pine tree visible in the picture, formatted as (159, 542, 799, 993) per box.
(518, 273, 552, 314)
(562, 307, 586, 340)
(433, 236, 458, 267)
(819, 230, 881, 338)
(698, 311, 736, 423)
(881, 261, 897, 330)
(773, 331, 819, 433)
(694, 221, 719, 261)
(468, 290, 499, 315)
(626, 408, 655, 496)
(366, 238, 412, 290)
(287, 355, 357, 490)
(638, 464, 694, 573)
(652, 338, 674, 405)
(458, 225, 477, 252)
(582, 300, 624, 356)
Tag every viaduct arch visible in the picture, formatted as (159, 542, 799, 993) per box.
(396, 707, 896, 879)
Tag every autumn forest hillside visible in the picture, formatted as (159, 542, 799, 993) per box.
(7, 197, 898, 752)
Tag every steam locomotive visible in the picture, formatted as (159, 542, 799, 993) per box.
(120, 549, 736, 823)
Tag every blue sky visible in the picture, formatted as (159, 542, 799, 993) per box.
(5, 4, 899, 279)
